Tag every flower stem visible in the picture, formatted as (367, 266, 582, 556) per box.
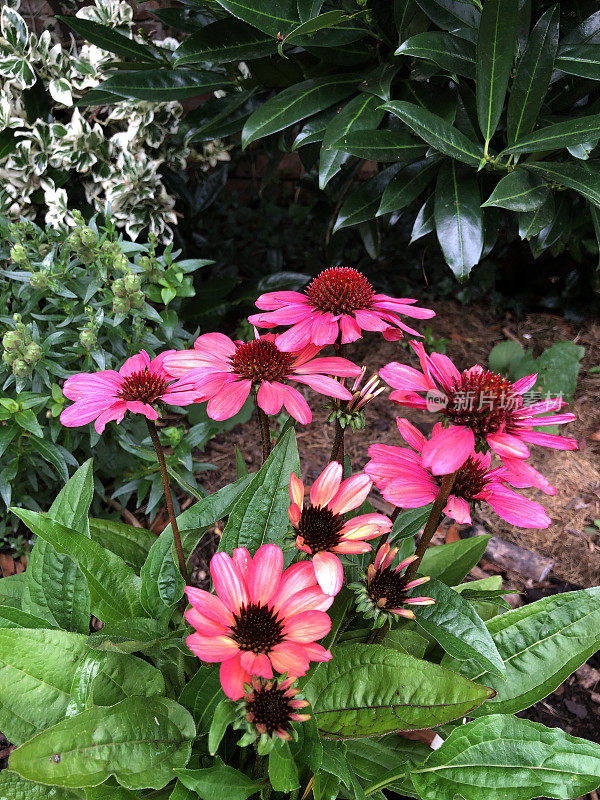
(367, 618, 389, 645)
(404, 470, 458, 584)
(330, 420, 345, 464)
(255, 396, 271, 463)
(146, 418, 189, 584)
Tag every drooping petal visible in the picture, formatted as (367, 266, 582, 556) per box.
(340, 314, 362, 343)
(487, 431, 531, 459)
(501, 458, 556, 495)
(379, 362, 434, 392)
(396, 417, 428, 453)
(94, 402, 128, 433)
(269, 641, 311, 676)
(257, 381, 285, 416)
(59, 398, 115, 428)
(278, 384, 312, 424)
(516, 430, 578, 451)
(312, 551, 344, 596)
(240, 651, 274, 679)
(220, 654, 250, 700)
(486, 484, 551, 529)
(443, 495, 472, 524)
(206, 379, 252, 421)
(291, 373, 353, 400)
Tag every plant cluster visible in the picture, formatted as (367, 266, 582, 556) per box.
(2, 265, 598, 800)
(0, 0, 230, 240)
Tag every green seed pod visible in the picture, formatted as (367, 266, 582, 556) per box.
(112, 278, 127, 298)
(12, 358, 32, 378)
(10, 244, 28, 263)
(79, 329, 97, 349)
(23, 342, 42, 364)
(30, 271, 48, 289)
(113, 296, 131, 314)
(2, 331, 22, 351)
(123, 273, 142, 293)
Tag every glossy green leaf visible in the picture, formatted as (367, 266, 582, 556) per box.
(87, 618, 172, 654)
(0, 572, 24, 607)
(434, 160, 484, 279)
(442, 587, 600, 716)
(289, 716, 323, 772)
(556, 45, 600, 79)
(507, 5, 559, 144)
(269, 742, 300, 792)
(319, 94, 384, 188)
(482, 170, 549, 210)
(220, 424, 299, 556)
(377, 159, 439, 215)
(0, 604, 55, 629)
(396, 32, 476, 79)
(414, 0, 480, 30)
(360, 64, 399, 102)
(175, 759, 261, 800)
(242, 74, 359, 147)
(518, 192, 555, 238)
(13, 509, 144, 622)
(476, 0, 518, 144)
(419, 535, 491, 585)
(0, 628, 164, 746)
(302, 644, 494, 737)
(280, 10, 348, 54)
(88, 518, 155, 572)
(292, 107, 338, 149)
(410, 195, 435, 242)
(503, 113, 600, 155)
(410, 715, 600, 800)
(414, 579, 505, 678)
(208, 699, 238, 755)
(174, 19, 276, 65)
(298, 0, 324, 22)
(9, 697, 194, 790)
(0, 771, 81, 800)
(349, 734, 430, 797)
(140, 527, 185, 620)
(524, 162, 600, 208)
(383, 101, 484, 167)
(214, 0, 299, 37)
(97, 68, 231, 102)
(382, 627, 429, 658)
(333, 164, 401, 232)
(332, 129, 426, 164)
(59, 17, 157, 62)
(178, 665, 223, 734)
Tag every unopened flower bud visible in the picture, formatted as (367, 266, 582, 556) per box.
(138, 256, 152, 271)
(113, 296, 131, 314)
(79, 329, 97, 349)
(2, 331, 22, 351)
(2, 350, 17, 365)
(129, 290, 144, 309)
(112, 278, 127, 298)
(30, 271, 48, 289)
(123, 273, 142, 293)
(23, 342, 42, 364)
(10, 244, 27, 263)
(12, 358, 32, 377)
(113, 253, 128, 271)
(79, 227, 97, 248)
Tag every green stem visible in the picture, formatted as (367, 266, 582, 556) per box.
(255, 395, 271, 463)
(146, 418, 189, 584)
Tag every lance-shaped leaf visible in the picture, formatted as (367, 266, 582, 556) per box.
(292, 107, 337, 149)
(410, 715, 600, 800)
(88, 518, 155, 572)
(476, 0, 519, 144)
(383, 101, 484, 167)
(178, 666, 223, 734)
(319, 93, 384, 188)
(140, 527, 185, 620)
(59, 16, 157, 62)
(332, 129, 426, 164)
(556, 45, 600, 79)
(503, 113, 600, 155)
(414, 579, 505, 678)
(174, 19, 276, 65)
(0, 771, 81, 799)
(298, 0, 324, 22)
(8, 697, 194, 790)
(434, 160, 484, 279)
(214, 0, 299, 37)
(519, 193, 555, 238)
(410, 196, 435, 242)
(482, 170, 549, 211)
(414, 0, 480, 30)
(419, 535, 491, 585)
(507, 5, 559, 144)
(396, 32, 476, 79)
(280, 10, 348, 54)
(176, 759, 261, 800)
(302, 644, 494, 737)
(524, 162, 600, 208)
(97, 68, 232, 102)
(377, 159, 439, 215)
(242, 74, 359, 147)
(333, 164, 401, 232)
(442, 587, 600, 715)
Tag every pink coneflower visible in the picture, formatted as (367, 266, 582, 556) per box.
(288, 462, 392, 596)
(163, 332, 361, 424)
(365, 419, 552, 528)
(380, 341, 578, 471)
(184, 544, 333, 700)
(352, 542, 434, 625)
(248, 267, 435, 351)
(59, 350, 199, 434)
(235, 676, 311, 749)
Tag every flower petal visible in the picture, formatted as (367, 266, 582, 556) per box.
(210, 551, 249, 613)
(220, 654, 250, 700)
(421, 425, 474, 476)
(312, 551, 344, 596)
(185, 586, 234, 627)
(186, 633, 238, 662)
(269, 641, 311, 676)
(328, 473, 372, 515)
(283, 610, 331, 643)
(206, 379, 251, 421)
(248, 543, 283, 605)
(272, 562, 318, 612)
(310, 462, 343, 508)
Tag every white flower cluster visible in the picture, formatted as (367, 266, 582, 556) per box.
(0, 0, 230, 241)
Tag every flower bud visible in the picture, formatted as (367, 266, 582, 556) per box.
(113, 296, 131, 314)
(129, 290, 145, 309)
(113, 253, 128, 271)
(2, 350, 17, 365)
(30, 271, 48, 289)
(79, 227, 97, 248)
(112, 278, 127, 298)
(12, 358, 32, 377)
(123, 273, 142, 293)
(10, 244, 28, 263)
(138, 256, 152, 271)
(2, 331, 22, 351)
(79, 329, 97, 349)
(23, 342, 42, 364)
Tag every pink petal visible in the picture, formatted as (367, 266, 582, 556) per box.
(220, 655, 250, 700)
(289, 473, 304, 507)
(124, 401, 158, 419)
(275, 316, 319, 352)
(513, 373, 538, 394)
(301, 642, 332, 662)
(272, 562, 318, 612)
(278, 586, 334, 618)
(329, 473, 372, 515)
(331, 540, 372, 554)
(514, 412, 577, 427)
(94, 403, 127, 433)
(206, 379, 251, 421)
(379, 362, 433, 392)
(232, 547, 251, 581)
(240, 651, 274, 678)
(254, 290, 308, 311)
(186, 633, 239, 662)
(382, 326, 404, 341)
(60, 399, 113, 427)
(182, 371, 230, 401)
(443, 495, 472, 524)
(278, 384, 312, 424)
(501, 458, 556, 495)
(119, 350, 150, 377)
(257, 381, 284, 416)
(248, 543, 283, 605)
(516, 430, 578, 451)
(487, 431, 530, 459)
(396, 418, 427, 452)
(310, 462, 343, 508)
(291, 373, 352, 400)
(294, 357, 362, 378)
(185, 586, 234, 627)
(311, 312, 339, 346)
(269, 642, 311, 676)
(210, 552, 249, 613)
(381, 476, 438, 509)
(422, 425, 474, 476)
(284, 610, 331, 643)
(353, 309, 388, 332)
(487, 485, 551, 529)
(312, 551, 344, 596)
(288, 503, 301, 527)
(184, 608, 228, 636)
(62, 371, 121, 400)
(340, 314, 362, 344)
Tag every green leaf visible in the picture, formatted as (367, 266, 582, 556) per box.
(319, 93, 384, 188)
(390, 504, 432, 542)
(518, 193, 555, 238)
(97, 68, 231, 102)
(349, 735, 430, 797)
(534, 340, 585, 399)
(0, 573, 24, 608)
(280, 10, 349, 55)
(214, 0, 299, 37)
(86, 618, 173, 654)
(507, 5, 559, 144)
(556, 44, 600, 79)
(298, 0, 324, 22)
(208, 699, 238, 755)
(443, 587, 600, 716)
(302, 644, 494, 737)
(289, 715, 323, 772)
(377, 159, 439, 215)
(410, 714, 600, 800)
(59, 17, 157, 62)
(332, 129, 426, 164)
(174, 19, 276, 65)
(0, 628, 164, 746)
(49, 459, 94, 535)
(0, 771, 81, 799)
(292, 107, 337, 149)
(482, 170, 549, 210)
(0, 604, 55, 629)
(9, 696, 194, 790)
(434, 160, 484, 279)
(178, 665, 223, 735)
(489, 339, 525, 374)
(140, 527, 186, 620)
(396, 32, 476, 79)
(476, 0, 519, 144)
(14, 408, 43, 437)
(419, 536, 491, 585)
(503, 113, 600, 155)
(13, 509, 144, 623)
(383, 101, 484, 167)
(220, 425, 299, 555)
(414, 0, 480, 30)
(321, 741, 365, 799)
(382, 627, 429, 658)
(242, 74, 359, 148)
(410, 195, 435, 242)
(524, 161, 600, 208)
(333, 164, 401, 232)
(269, 742, 300, 792)
(175, 759, 261, 800)
(414, 579, 505, 678)
(88, 518, 156, 572)
(85, 784, 143, 800)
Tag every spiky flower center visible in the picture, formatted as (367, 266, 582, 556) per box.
(446, 369, 518, 436)
(230, 603, 284, 654)
(118, 370, 169, 403)
(306, 267, 374, 314)
(451, 455, 491, 500)
(230, 340, 294, 383)
(245, 684, 296, 736)
(298, 506, 345, 553)
(367, 566, 408, 609)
